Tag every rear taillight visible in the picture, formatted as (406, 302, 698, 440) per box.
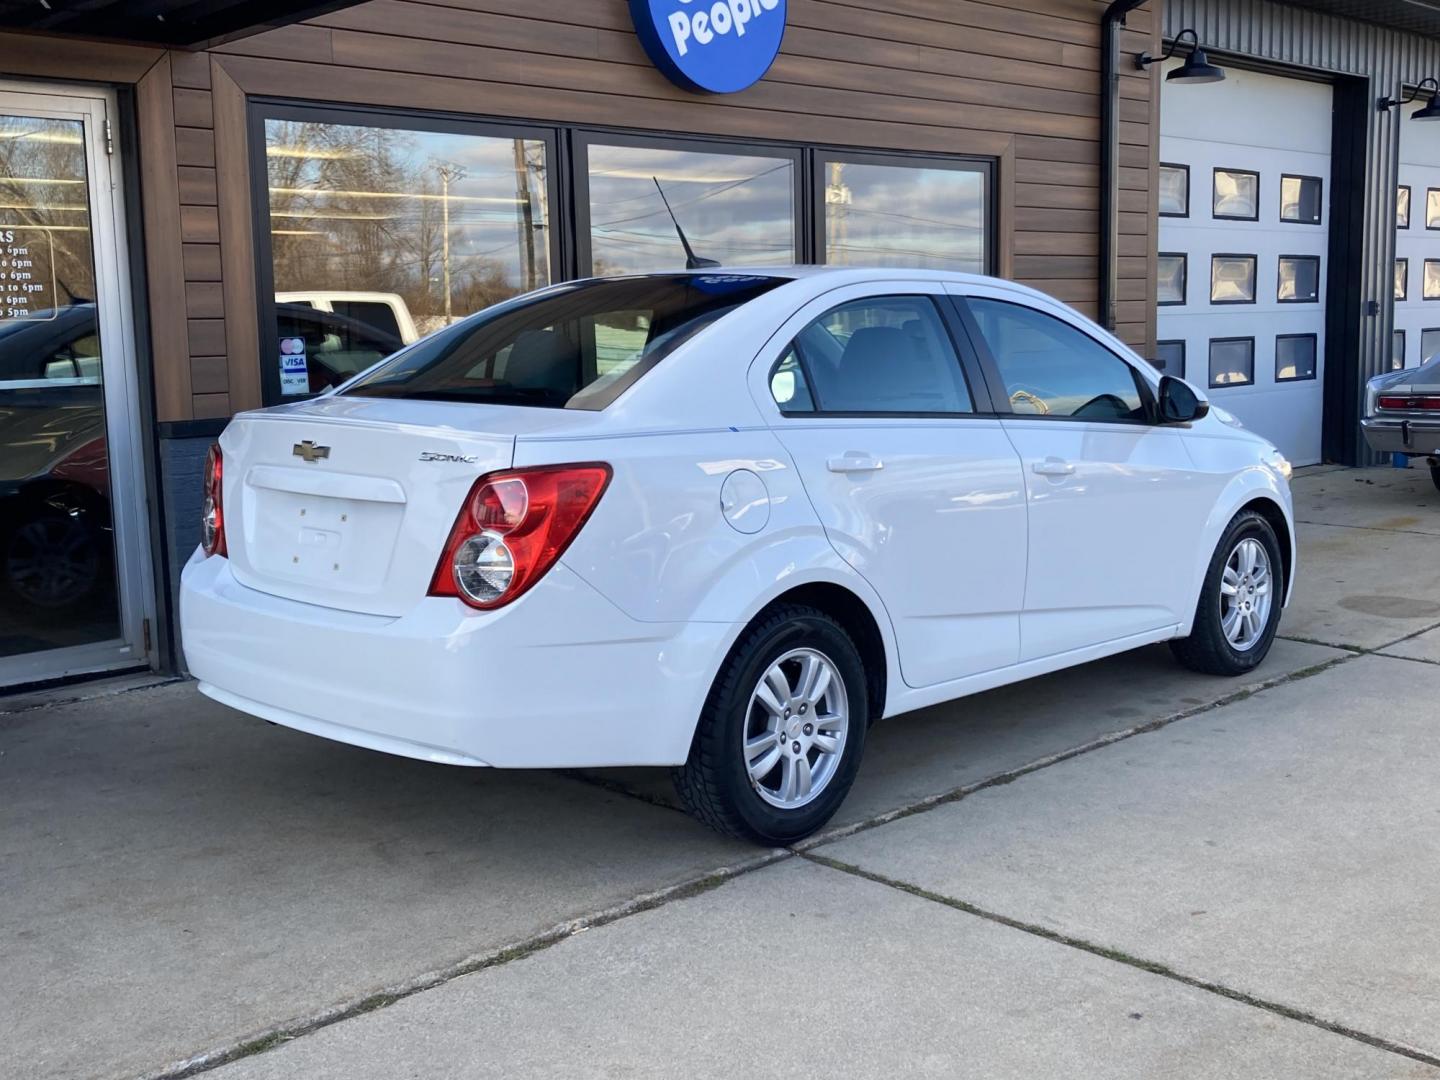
(201, 443, 227, 557)
(430, 463, 611, 609)
(1378, 394, 1440, 411)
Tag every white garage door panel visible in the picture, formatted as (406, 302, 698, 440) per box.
(1158, 63, 1332, 466)
(1394, 99, 1440, 372)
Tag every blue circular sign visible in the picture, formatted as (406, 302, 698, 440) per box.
(629, 0, 787, 95)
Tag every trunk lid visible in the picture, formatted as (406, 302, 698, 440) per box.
(219, 395, 598, 615)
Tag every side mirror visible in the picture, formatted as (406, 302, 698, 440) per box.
(1158, 375, 1210, 424)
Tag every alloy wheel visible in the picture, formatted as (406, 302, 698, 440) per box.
(1219, 537, 1273, 651)
(742, 647, 849, 810)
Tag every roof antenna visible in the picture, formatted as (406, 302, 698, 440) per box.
(653, 177, 719, 269)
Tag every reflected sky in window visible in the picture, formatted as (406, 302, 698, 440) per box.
(586, 144, 795, 274)
(824, 161, 985, 272)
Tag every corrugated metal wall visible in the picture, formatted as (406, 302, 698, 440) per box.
(1166, 0, 1440, 462)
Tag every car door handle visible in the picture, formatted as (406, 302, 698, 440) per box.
(1032, 458, 1076, 477)
(827, 452, 884, 473)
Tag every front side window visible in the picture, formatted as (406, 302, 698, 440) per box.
(776, 296, 972, 414)
(263, 115, 553, 395)
(967, 298, 1145, 421)
(820, 157, 987, 272)
(344, 274, 783, 410)
(584, 141, 796, 275)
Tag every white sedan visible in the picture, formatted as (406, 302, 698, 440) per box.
(181, 268, 1295, 845)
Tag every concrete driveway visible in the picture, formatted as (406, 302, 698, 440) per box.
(3, 465, 1439, 1079)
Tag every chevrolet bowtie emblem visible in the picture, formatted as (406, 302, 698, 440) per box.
(292, 440, 331, 464)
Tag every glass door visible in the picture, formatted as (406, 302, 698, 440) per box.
(0, 83, 152, 687)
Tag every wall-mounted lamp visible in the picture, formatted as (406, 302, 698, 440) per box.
(1136, 28, 1227, 84)
(1378, 77, 1440, 119)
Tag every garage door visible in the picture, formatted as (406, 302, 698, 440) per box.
(1156, 64, 1332, 465)
(1394, 100, 1440, 372)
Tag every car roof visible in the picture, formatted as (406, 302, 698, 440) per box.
(650, 265, 1060, 304)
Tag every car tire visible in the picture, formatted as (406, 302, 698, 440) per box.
(673, 604, 869, 846)
(1170, 510, 1284, 677)
(1430, 463, 1440, 494)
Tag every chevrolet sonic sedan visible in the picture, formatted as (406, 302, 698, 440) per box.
(181, 268, 1296, 845)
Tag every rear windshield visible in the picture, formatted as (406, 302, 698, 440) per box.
(341, 274, 783, 410)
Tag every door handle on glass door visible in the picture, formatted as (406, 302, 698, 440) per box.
(1032, 458, 1076, 477)
(827, 452, 884, 473)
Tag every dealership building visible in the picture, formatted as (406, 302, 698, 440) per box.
(1, 0, 1438, 689)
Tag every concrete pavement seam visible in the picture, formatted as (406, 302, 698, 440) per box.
(800, 852, 1440, 1071)
(794, 651, 1358, 851)
(1293, 518, 1440, 538)
(128, 849, 793, 1080)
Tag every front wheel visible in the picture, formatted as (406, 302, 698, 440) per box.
(673, 604, 868, 845)
(1430, 463, 1440, 494)
(1171, 510, 1283, 676)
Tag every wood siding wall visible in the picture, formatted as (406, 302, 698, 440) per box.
(4, 0, 1161, 423)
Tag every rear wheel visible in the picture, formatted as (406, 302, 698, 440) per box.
(1431, 463, 1440, 493)
(1170, 510, 1283, 676)
(673, 604, 868, 845)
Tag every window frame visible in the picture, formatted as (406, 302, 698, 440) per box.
(951, 293, 1159, 427)
(768, 292, 986, 420)
(1212, 167, 1261, 222)
(248, 99, 564, 407)
(810, 147, 996, 275)
(1278, 173, 1323, 225)
(1208, 336, 1255, 389)
(1397, 257, 1410, 302)
(1158, 162, 1190, 218)
(1398, 184, 1412, 230)
(1276, 254, 1321, 304)
(1274, 332, 1318, 383)
(1157, 252, 1188, 306)
(1210, 252, 1258, 305)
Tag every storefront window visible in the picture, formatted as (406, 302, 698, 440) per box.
(821, 158, 987, 272)
(263, 117, 551, 394)
(583, 141, 796, 274)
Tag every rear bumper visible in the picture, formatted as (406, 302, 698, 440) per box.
(1361, 417, 1440, 456)
(180, 550, 730, 768)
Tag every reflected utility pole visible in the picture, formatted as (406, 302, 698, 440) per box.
(513, 141, 537, 292)
(434, 161, 465, 324)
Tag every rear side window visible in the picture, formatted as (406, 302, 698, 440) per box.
(344, 274, 782, 410)
(771, 296, 972, 414)
(966, 298, 1147, 422)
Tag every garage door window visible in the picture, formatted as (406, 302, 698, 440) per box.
(1397, 259, 1409, 301)
(1209, 337, 1254, 387)
(1153, 340, 1184, 377)
(967, 298, 1146, 422)
(1275, 334, 1316, 382)
(1213, 169, 1259, 221)
(1280, 175, 1322, 224)
(1427, 189, 1440, 230)
(1157, 254, 1187, 305)
(1425, 260, 1440, 300)
(1211, 254, 1257, 304)
(1398, 185, 1412, 229)
(1159, 163, 1189, 217)
(1278, 256, 1320, 303)
(1393, 330, 1406, 371)
(1423, 329, 1440, 367)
